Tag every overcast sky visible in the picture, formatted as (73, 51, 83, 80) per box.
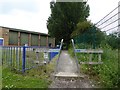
(0, 0, 120, 34)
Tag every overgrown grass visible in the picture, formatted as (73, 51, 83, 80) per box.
(2, 68, 48, 88)
(68, 44, 119, 88)
(0, 66, 2, 90)
(2, 56, 57, 89)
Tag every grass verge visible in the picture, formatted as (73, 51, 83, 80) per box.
(2, 55, 57, 89)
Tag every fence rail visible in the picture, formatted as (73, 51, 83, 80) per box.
(2, 44, 62, 73)
(71, 39, 103, 65)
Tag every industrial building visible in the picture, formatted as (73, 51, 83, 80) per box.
(0, 26, 55, 47)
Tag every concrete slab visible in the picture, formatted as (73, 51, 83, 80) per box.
(54, 72, 84, 78)
(56, 51, 78, 73)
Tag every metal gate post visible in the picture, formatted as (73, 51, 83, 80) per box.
(22, 46, 26, 73)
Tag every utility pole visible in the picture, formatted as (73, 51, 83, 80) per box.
(118, 1, 120, 87)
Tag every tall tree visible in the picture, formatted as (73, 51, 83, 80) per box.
(47, 1, 90, 48)
(106, 32, 120, 49)
(71, 21, 105, 48)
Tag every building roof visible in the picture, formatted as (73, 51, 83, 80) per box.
(0, 26, 50, 36)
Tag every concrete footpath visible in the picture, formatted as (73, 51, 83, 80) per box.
(55, 51, 79, 77)
(49, 51, 98, 88)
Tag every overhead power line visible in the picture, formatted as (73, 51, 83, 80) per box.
(97, 12, 120, 27)
(102, 25, 119, 32)
(100, 18, 120, 30)
(95, 5, 120, 25)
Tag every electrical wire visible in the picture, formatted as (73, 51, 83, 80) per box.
(94, 3, 120, 33)
(95, 5, 120, 25)
(102, 25, 119, 32)
(97, 12, 120, 27)
(100, 18, 120, 30)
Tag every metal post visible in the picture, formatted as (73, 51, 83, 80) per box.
(71, 39, 80, 74)
(8, 47, 10, 66)
(6, 47, 8, 66)
(55, 39, 63, 73)
(89, 53, 92, 62)
(98, 53, 101, 62)
(118, 1, 120, 86)
(10, 47, 12, 68)
(22, 46, 26, 73)
(16, 47, 18, 70)
(13, 47, 15, 68)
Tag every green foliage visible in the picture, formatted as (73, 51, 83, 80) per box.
(74, 29, 104, 48)
(47, 2, 90, 46)
(0, 66, 1, 89)
(71, 21, 92, 37)
(68, 19, 119, 88)
(106, 32, 120, 49)
(95, 48, 118, 87)
(68, 44, 74, 57)
(68, 43, 119, 88)
(2, 68, 48, 88)
(71, 21, 106, 49)
(2, 56, 57, 88)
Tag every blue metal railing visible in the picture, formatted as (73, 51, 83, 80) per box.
(2, 44, 62, 73)
(2, 46, 23, 71)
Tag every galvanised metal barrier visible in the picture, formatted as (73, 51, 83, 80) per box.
(2, 44, 62, 73)
(55, 39, 63, 73)
(2, 46, 23, 71)
(71, 39, 80, 74)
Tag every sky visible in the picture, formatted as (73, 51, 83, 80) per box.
(88, 0, 119, 23)
(0, 0, 120, 34)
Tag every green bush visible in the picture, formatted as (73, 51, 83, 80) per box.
(68, 43, 119, 88)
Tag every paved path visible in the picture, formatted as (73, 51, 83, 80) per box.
(49, 51, 98, 88)
(55, 51, 79, 77)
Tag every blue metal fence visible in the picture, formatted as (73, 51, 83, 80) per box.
(2, 46, 23, 70)
(2, 45, 61, 73)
